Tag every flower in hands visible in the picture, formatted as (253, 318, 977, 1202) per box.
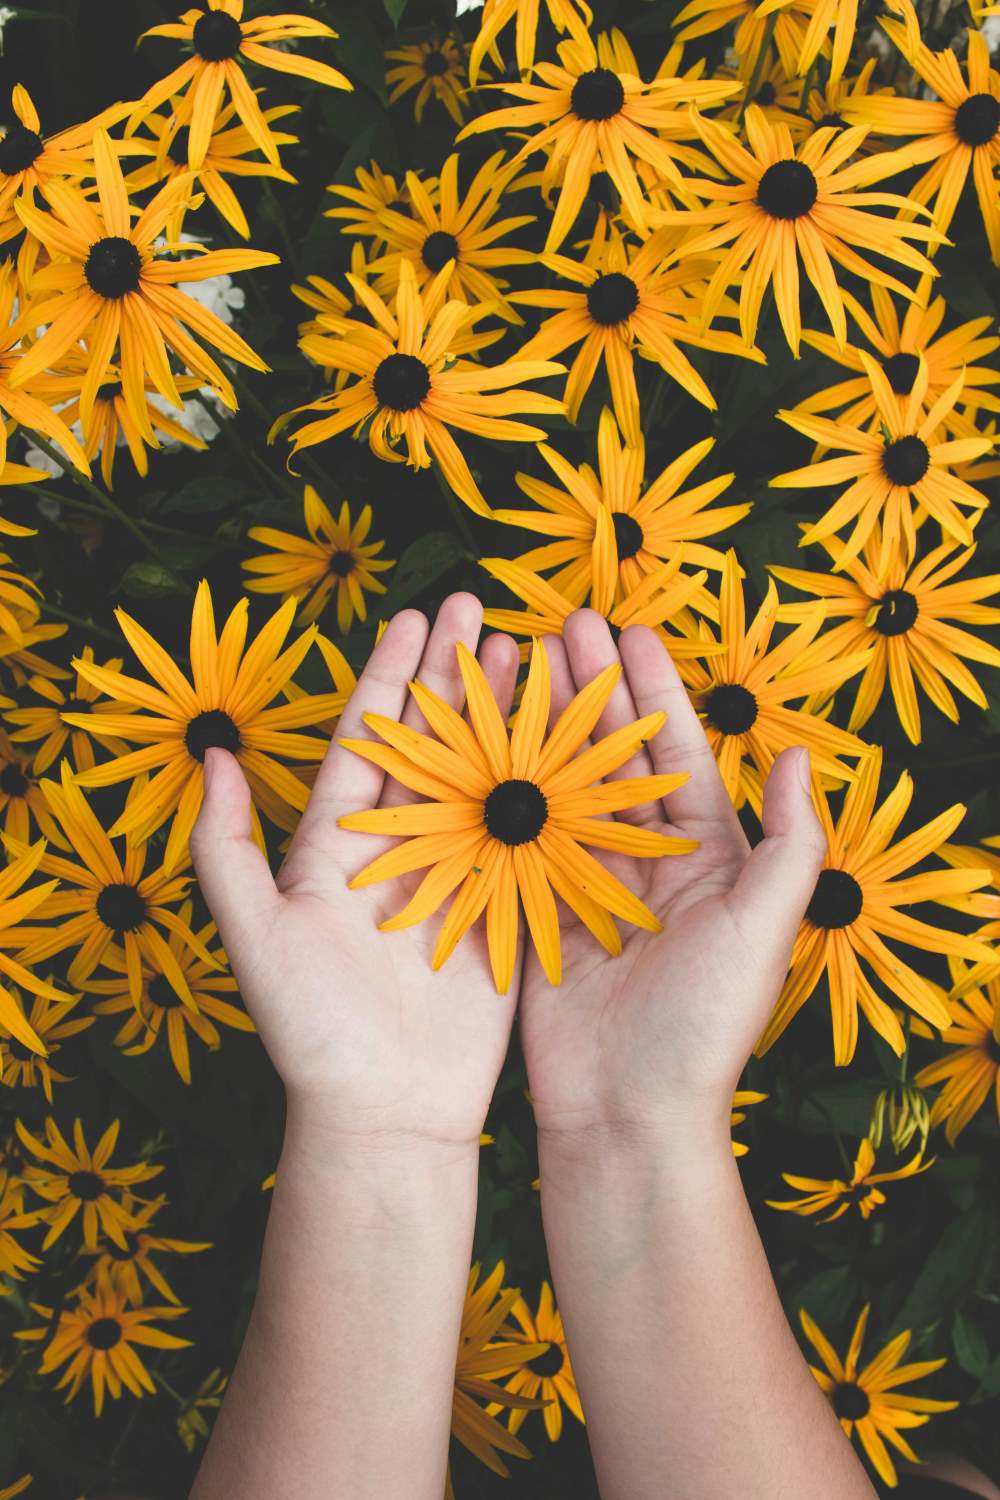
(337, 635, 696, 993)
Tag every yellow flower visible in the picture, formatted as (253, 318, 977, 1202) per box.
(914, 961, 1000, 1144)
(0, 1175, 43, 1282)
(0, 84, 133, 225)
(0, 1478, 31, 1499)
(766, 1135, 934, 1222)
(339, 638, 696, 992)
(15, 1116, 162, 1252)
(0, 839, 73, 1058)
(323, 159, 415, 249)
(800, 1303, 959, 1489)
(4, 647, 136, 772)
(135, 0, 350, 168)
(386, 37, 470, 127)
(0, 728, 70, 848)
(15, 1283, 190, 1417)
(177, 1368, 229, 1453)
(485, 1280, 583, 1440)
(0, 988, 93, 1103)
(868, 1080, 932, 1156)
(0, 261, 91, 479)
(80, 1190, 211, 1307)
(243, 487, 394, 632)
(731, 1088, 767, 1156)
(467, 0, 593, 85)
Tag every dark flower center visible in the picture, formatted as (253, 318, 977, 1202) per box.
(705, 683, 758, 735)
(6, 1035, 35, 1061)
(588, 171, 618, 211)
(84, 236, 141, 299)
(817, 112, 846, 128)
(185, 708, 242, 761)
(0, 122, 44, 176)
(0, 761, 29, 797)
(807, 868, 863, 929)
(756, 160, 818, 220)
(108, 1231, 141, 1261)
(954, 93, 1000, 147)
(148, 974, 183, 1010)
(842, 1181, 873, 1204)
(373, 352, 431, 411)
(96, 383, 121, 403)
(423, 48, 449, 76)
(882, 435, 929, 487)
(881, 351, 919, 395)
(528, 1343, 565, 1377)
(586, 271, 639, 327)
(192, 9, 243, 61)
(87, 1316, 123, 1350)
(484, 778, 548, 846)
(571, 67, 625, 121)
(873, 588, 918, 637)
(984, 1032, 1000, 1064)
(68, 1169, 105, 1201)
(832, 1381, 870, 1421)
(328, 550, 356, 578)
(169, 126, 191, 166)
(754, 80, 777, 105)
(421, 229, 459, 272)
(96, 882, 148, 935)
(612, 511, 643, 561)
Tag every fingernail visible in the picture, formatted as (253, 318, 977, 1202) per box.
(794, 746, 812, 792)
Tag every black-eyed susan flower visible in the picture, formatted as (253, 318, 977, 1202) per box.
(81, 1191, 211, 1307)
(492, 406, 748, 611)
(15, 1116, 162, 1252)
(0, 1176, 43, 1282)
(0, 729, 68, 847)
(10, 130, 279, 437)
(672, 0, 812, 80)
(273, 259, 565, 516)
(366, 151, 535, 322)
(771, 530, 1000, 744)
(83, 900, 254, 1087)
(447, 1260, 548, 1500)
(800, 1303, 958, 1488)
(458, 33, 737, 251)
(731, 1089, 767, 1156)
(802, 57, 894, 136)
(844, 24, 1000, 264)
(0, 839, 72, 1057)
(772, 353, 994, 573)
(676, 549, 873, 810)
(658, 106, 944, 358)
(4, 647, 136, 772)
(339, 637, 696, 992)
(511, 228, 764, 441)
(0, 988, 93, 1103)
(0, 262, 91, 479)
(0, 85, 134, 228)
(243, 487, 394, 632)
(766, 1135, 933, 1222)
(914, 961, 1000, 1144)
(291, 243, 372, 379)
(63, 580, 343, 874)
(721, 57, 811, 138)
(486, 1280, 582, 1440)
(0, 607, 69, 690)
(15, 1284, 190, 1416)
(135, 0, 350, 168)
(467, 0, 593, 85)
(387, 36, 470, 127)
(323, 159, 413, 248)
(754, 746, 995, 1066)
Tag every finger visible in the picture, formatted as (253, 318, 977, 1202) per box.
(562, 608, 657, 826)
(279, 607, 429, 882)
(618, 622, 745, 839)
(191, 748, 282, 967)
(379, 592, 485, 809)
(542, 631, 579, 732)
(477, 629, 520, 728)
(725, 747, 827, 987)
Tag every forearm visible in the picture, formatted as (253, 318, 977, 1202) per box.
(191, 1099, 478, 1500)
(537, 1120, 879, 1500)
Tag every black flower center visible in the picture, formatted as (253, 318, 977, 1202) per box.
(586, 272, 639, 327)
(842, 1181, 872, 1204)
(148, 974, 183, 1010)
(484, 779, 548, 846)
(421, 229, 459, 273)
(817, 112, 846, 128)
(373, 352, 431, 412)
(68, 1169, 105, 1202)
(873, 588, 918, 637)
(984, 1032, 1000, 1064)
(96, 882, 148, 935)
(328, 550, 355, 578)
(0, 122, 44, 176)
(832, 1381, 870, 1421)
(0, 761, 29, 797)
(882, 435, 929, 487)
(96, 383, 121, 403)
(806, 868, 863, 929)
(6, 1035, 35, 1061)
(423, 48, 449, 76)
(705, 683, 758, 735)
(192, 9, 243, 61)
(954, 93, 1000, 147)
(881, 351, 919, 395)
(756, 160, 818, 220)
(108, 1231, 141, 1261)
(588, 171, 618, 211)
(87, 1316, 123, 1350)
(528, 1343, 564, 1376)
(169, 126, 191, 166)
(185, 708, 242, 761)
(84, 236, 141, 299)
(571, 67, 625, 121)
(754, 80, 777, 105)
(612, 511, 643, 561)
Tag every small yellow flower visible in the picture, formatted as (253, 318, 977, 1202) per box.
(766, 1136, 934, 1222)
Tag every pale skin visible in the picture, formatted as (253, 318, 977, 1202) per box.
(188, 591, 891, 1500)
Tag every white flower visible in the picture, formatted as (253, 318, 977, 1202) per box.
(456, 0, 485, 13)
(147, 386, 227, 447)
(0, 8, 17, 52)
(982, 15, 1000, 52)
(154, 231, 246, 327)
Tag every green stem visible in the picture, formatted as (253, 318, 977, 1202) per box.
(27, 434, 165, 562)
(899, 1010, 912, 1084)
(27, 484, 190, 539)
(799, 56, 820, 114)
(807, 1095, 853, 1176)
(263, 180, 302, 280)
(432, 462, 479, 558)
(38, 599, 121, 645)
(739, 12, 778, 123)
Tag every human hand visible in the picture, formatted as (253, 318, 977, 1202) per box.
(190, 593, 522, 1152)
(516, 609, 828, 1152)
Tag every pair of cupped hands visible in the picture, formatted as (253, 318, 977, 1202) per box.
(191, 593, 829, 1160)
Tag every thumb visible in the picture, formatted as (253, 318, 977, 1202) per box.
(190, 748, 282, 962)
(725, 746, 827, 971)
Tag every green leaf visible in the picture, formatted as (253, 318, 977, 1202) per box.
(890, 1204, 996, 1337)
(791, 1264, 857, 1328)
(383, 0, 408, 21)
(378, 531, 468, 614)
(161, 475, 248, 514)
(952, 1306, 990, 1378)
(119, 560, 186, 599)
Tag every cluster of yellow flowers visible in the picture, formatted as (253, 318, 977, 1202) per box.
(0, 0, 998, 1491)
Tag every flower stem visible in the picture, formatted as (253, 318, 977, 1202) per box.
(25, 434, 166, 562)
(432, 461, 479, 558)
(740, 13, 778, 123)
(36, 599, 122, 645)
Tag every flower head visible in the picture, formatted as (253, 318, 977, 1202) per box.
(15, 1116, 162, 1252)
(766, 1135, 933, 1222)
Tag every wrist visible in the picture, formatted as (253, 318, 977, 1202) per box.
(535, 1112, 737, 1186)
(281, 1092, 483, 1181)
